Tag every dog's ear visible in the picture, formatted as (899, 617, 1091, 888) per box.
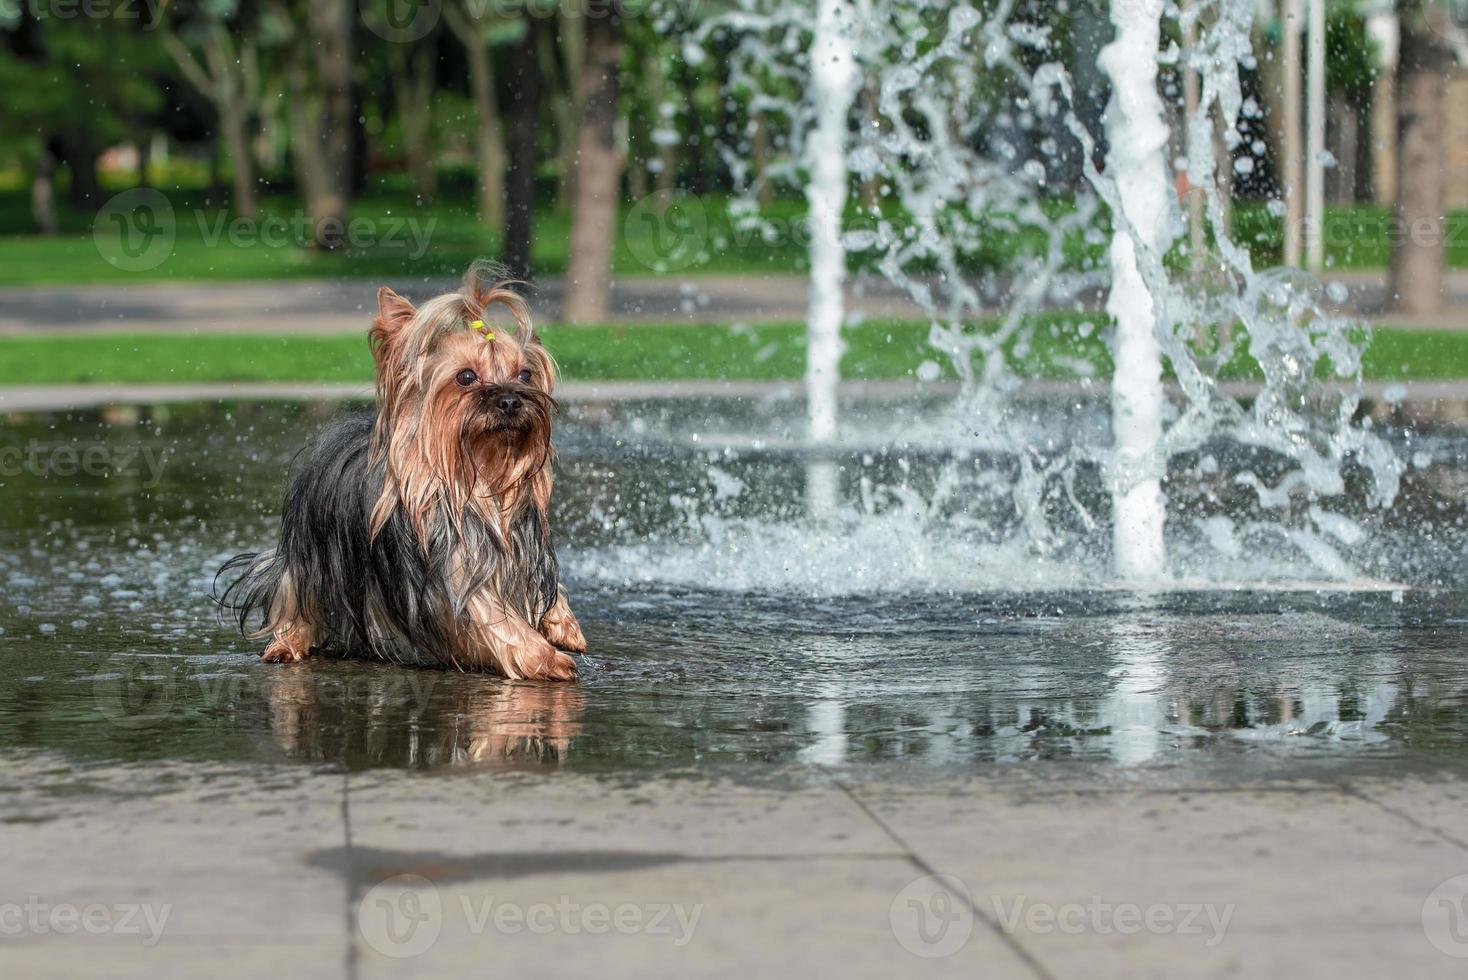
(370, 287, 416, 372)
(521, 326, 558, 393)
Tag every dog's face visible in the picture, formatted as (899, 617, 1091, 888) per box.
(421, 325, 557, 444)
(368, 278, 558, 526)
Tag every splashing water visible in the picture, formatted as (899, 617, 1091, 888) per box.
(644, 0, 1405, 595)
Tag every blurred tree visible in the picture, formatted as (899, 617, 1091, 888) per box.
(1391, 0, 1452, 315)
(377, 7, 444, 204)
(0, 8, 163, 226)
(1323, 7, 1378, 203)
(271, 0, 354, 248)
(551, 2, 586, 216)
(562, 4, 624, 323)
(157, 0, 281, 218)
(445, 0, 516, 226)
(503, 13, 547, 278)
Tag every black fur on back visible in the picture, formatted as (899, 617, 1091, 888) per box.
(215, 413, 561, 667)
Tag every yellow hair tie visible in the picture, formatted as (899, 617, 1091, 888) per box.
(469, 319, 494, 340)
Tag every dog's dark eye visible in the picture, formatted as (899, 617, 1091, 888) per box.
(516, 369, 532, 384)
(454, 369, 479, 388)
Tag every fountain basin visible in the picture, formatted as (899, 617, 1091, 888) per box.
(1, 396, 1465, 780)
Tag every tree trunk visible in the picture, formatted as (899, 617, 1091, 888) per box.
(857, 80, 882, 211)
(1370, 67, 1397, 205)
(648, 52, 677, 195)
(220, 98, 258, 217)
(389, 41, 439, 204)
(136, 138, 152, 189)
(750, 112, 770, 206)
(286, 46, 325, 215)
(162, 26, 258, 216)
(1353, 89, 1374, 203)
(1390, 11, 1450, 316)
(31, 148, 58, 236)
(305, 0, 353, 249)
(208, 142, 224, 208)
(562, 11, 623, 324)
(503, 15, 544, 279)
(1328, 93, 1357, 204)
(63, 142, 101, 209)
(465, 28, 506, 228)
(551, 4, 585, 215)
(1255, 20, 1286, 200)
(256, 99, 283, 175)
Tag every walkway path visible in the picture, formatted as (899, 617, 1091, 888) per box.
(4, 751, 1466, 979)
(3, 378, 1467, 415)
(3, 271, 1468, 335)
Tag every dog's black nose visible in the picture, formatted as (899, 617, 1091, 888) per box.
(498, 393, 522, 415)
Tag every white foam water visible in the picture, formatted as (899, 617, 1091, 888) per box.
(662, 0, 1406, 594)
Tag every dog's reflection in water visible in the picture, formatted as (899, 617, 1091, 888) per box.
(262, 662, 585, 770)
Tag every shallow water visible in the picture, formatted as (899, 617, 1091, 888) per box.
(1, 398, 1466, 780)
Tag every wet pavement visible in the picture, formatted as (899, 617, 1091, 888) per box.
(2, 396, 1468, 976)
(4, 756, 1468, 979)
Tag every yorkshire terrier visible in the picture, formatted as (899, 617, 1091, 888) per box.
(219, 263, 585, 680)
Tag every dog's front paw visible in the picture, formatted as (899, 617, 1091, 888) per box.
(261, 639, 309, 663)
(522, 648, 578, 682)
(540, 614, 587, 654)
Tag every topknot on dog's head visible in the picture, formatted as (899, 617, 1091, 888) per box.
(369, 261, 544, 385)
(459, 260, 532, 338)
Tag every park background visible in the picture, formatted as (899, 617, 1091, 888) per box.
(0, 0, 1466, 388)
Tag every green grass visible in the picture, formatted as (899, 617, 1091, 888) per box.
(3, 320, 1466, 386)
(0, 185, 814, 285)
(3, 178, 1464, 286)
(1233, 203, 1468, 270)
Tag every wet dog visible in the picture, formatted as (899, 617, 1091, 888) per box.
(218, 263, 584, 680)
